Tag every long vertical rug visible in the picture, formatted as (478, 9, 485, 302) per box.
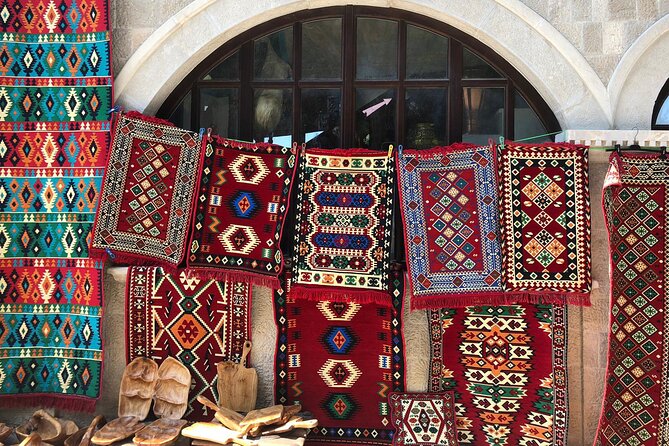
(275, 270, 405, 445)
(126, 266, 251, 421)
(0, 0, 111, 410)
(290, 148, 395, 304)
(188, 136, 296, 287)
(595, 153, 669, 446)
(429, 304, 568, 446)
(396, 144, 504, 309)
(498, 142, 591, 305)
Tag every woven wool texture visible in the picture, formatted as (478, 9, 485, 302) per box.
(389, 392, 458, 446)
(126, 266, 251, 421)
(498, 142, 591, 305)
(188, 136, 296, 288)
(0, 0, 111, 411)
(595, 153, 669, 446)
(397, 144, 504, 309)
(290, 148, 395, 304)
(275, 271, 405, 445)
(92, 112, 203, 267)
(429, 304, 568, 446)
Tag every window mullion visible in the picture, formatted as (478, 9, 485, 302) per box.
(343, 6, 355, 148)
(449, 39, 463, 143)
(239, 41, 254, 140)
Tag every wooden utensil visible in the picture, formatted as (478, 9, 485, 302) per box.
(196, 395, 243, 431)
(119, 357, 159, 420)
(278, 405, 301, 425)
(181, 423, 241, 445)
(154, 358, 191, 419)
(261, 418, 318, 436)
(239, 406, 284, 436)
(65, 415, 105, 446)
(91, 417, 144, 446)
(0, 423, 13, 443)
(133, 418, 187, 446)
(217, 340, 257, 412)
(16, 410, 63, 445)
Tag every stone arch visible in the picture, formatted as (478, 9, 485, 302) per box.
(608, 14, 669, 129)
(114, 0, 612, 129)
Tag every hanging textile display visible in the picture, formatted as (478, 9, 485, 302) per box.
(0, 0, 112, 410)
(396, 144, 504, 309)
(595, 153, 668, 446)
(91, 112, 203, 268)
(429, 304, 568, 446)
(187, 136, 297, 288)
(498, 142, 591, 305)
(275, 270, 405, 445)
(389, 391, 459, 446)
(126, 266, 251, 420)
(290, 148, 395, 304)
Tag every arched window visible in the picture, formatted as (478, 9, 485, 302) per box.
(652, 78, 669, 130)
(157, 6, 560, 149)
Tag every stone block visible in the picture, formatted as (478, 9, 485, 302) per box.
(607, 0, 636, 19)
(572, 0, 593, 21)
(583, 22, 603, 54)
(637, 0, 659, 19)
(603, 20, 626, 54)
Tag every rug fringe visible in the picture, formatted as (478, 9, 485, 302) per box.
(306, 147, 391, 158)
(289, 286, 392, 307)
(503, 291, 591, 307)
(187, 268, 280, 289)
(90, 248, 181, 271)
(124, 110, 176, 127)
(0, 394, 97, 412)
(410, 290, 591, 310)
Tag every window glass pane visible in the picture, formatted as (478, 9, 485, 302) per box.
(168, 91, 191, 130)
(203, 51, 239, 80)
(462, 87, 505, 145)
(355, 88, 396, 149)
(406, 25, 448, 80)
(657, 97, 669, 125)
(514, 92, 549, 141)
(405, 88, 448, 149)
(356, 18, 398, 80)
(302, 88, 341, 149)
(199, 88, 239, 138)
(463, 48, 502, 79)
(254, 28, 293, 81)
(302, 19, 342, 80)
(254, 88, 292, 146)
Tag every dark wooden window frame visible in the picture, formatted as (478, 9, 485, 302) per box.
(157, 6, 560, 144)
(652, 78, 669, 130)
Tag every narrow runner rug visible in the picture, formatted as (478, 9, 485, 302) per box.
(275, 270, 405, 445)
(429, 304, 568, 446)
(595, 153, 669, 446)
(396, 144, 504, 309)
(187, 135, 297, 288)
(498, 142, 591, 305)
(126, 266, 251, 421)
(290, 148, 395, 304)
(0, 0, 111, 410)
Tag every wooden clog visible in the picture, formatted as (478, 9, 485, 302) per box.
(181, 423, 241, 445)
(119, 357, 159, 420)
(16, 410, 63, 444)
(133, 418, 187, 446)
(91, 417, 144, 446)
(64, 415, 105, 446)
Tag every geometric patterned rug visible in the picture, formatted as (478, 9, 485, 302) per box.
(275, 270, 405, 445)
(0, 0, 112, 411)
(429, 303, 568, 446)
(596, 152, 669, 446)
(126, 266, 251, 421)
(396, 144, 504, 309)
(498, 142, 591, 306)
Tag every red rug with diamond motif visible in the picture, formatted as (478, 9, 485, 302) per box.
(126, 266, 251, 420)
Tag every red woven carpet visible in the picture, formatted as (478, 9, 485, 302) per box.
(429, 304, 568, 446)
(126, 266, 251, 420)
(595, 153, 669, 446)
(274, 272, 405, 445)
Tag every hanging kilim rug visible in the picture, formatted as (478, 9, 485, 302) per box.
(126, 266, 251, 421)
(187, 135, 297, 288)
(428, 303, 568, 446)
(275, 270, 405, 445)
(595, 153, 669, 446)
(0, 0, 112, 411)
(396, 143, 504, 309)
(290, 148, 395, 304)
(498, 142, 591, 305)
(91, 111, 203, 268)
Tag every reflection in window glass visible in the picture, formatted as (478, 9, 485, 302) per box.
(406, 25, 448, 80)
(462, 87, 504, 145)
(514, 92, 548, 141)
(200, 88, 239, 138)
(657, 97, 669, 125)
(356, 88, 396, 149)
(203, 51, 239, 80)
(302, 19, 342, 80)
(168, 91, 192, 130)
(463, 48, 502, 79)
(356, 18, 398, 80)
(253, 88, 292, 146)
(302, 89, 341, 148)
(405, 88, 447, 149)
(254, 28, 293, 81)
